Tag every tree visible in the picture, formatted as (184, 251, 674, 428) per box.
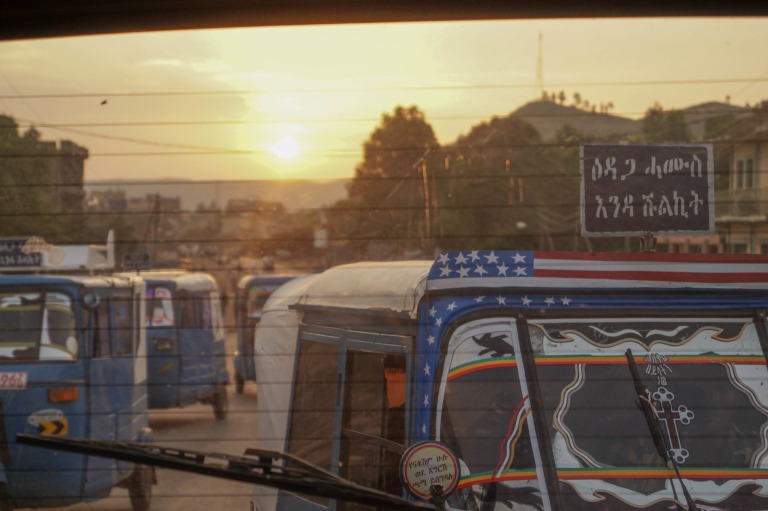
(641, 103, 692, 142)
(705, 115, 736, 140)
(339, 105, 439, 258)
(434, 115, 544, 251)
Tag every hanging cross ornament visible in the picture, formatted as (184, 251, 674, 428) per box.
(652, 386, 695, 464)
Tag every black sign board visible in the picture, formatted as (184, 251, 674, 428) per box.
(580, 144, 714, 236)
(122, 252, 151, 270)
(0, 238, 43, 268)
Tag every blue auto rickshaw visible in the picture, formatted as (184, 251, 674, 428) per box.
(233, 274, 297, 394)
(0, 270, 154, 511)
(138, 270, 229, 419)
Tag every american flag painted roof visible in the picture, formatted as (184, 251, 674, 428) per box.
(296, 251, 768, 317)
(427, 250, 768, 290)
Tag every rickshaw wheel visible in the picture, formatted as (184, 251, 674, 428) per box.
(235, 374, 244, 394)
(128, 464, 153, 511)
(213, 384, 229, 420)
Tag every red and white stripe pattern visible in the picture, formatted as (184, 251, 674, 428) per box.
(535, 251, 768, 284)
(427, 250, 768, 289)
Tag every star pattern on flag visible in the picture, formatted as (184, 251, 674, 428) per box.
(428, 251, 533, 280)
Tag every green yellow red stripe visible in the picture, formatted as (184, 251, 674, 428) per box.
(458, 470, 538, 488)
(536, 355, 765, 366)
(557, 467, 768, 479)
(448, 355, 763, 379)
(458, 467, 768, 488)
(448, 358, 517, 379)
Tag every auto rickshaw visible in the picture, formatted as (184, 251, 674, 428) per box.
(232, 274, 298, 394)
(138, 270, 230, 419)
(0, 235, 155, 511)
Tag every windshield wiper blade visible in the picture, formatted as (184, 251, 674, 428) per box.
(17, 434, 437, 511)
(624, 349, 698, 511)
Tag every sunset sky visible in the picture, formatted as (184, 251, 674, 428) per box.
(1, 17, 767, 183)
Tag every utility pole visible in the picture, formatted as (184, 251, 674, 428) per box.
(140, 194, 161, 269)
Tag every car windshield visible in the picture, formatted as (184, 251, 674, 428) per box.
(3, 17, 768, 269)
(0, 291, 78, 360)
(2, 7, 768, 511)
(246, 285, 280, 319)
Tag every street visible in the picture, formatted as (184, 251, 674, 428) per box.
(53, 330, 261, 511)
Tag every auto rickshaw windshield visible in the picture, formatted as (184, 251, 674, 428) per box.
(0, 291, 78, 360)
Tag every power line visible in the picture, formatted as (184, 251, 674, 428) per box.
(0, 112, 644, 128)
(0, 137, 754, 159)
(2, 77, 768, 100)
(3, 104, 756, 130)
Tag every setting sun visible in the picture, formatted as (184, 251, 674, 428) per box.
(269, 136, 301, 160)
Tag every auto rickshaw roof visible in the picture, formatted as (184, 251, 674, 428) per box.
(0, 273, 139, 288)
(296, 260, 432, 317)
(133, 269, 219, 293)
(294, 251, 768, 318)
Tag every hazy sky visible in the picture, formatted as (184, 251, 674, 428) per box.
(1, 17, 767, 182)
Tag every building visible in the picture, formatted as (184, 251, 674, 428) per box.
(716, 111, 768, 253)
(39, 139, 88, 214)
(126, 194, 181, 214)
(86, 190, 128, 212)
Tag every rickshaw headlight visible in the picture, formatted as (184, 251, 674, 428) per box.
(155, 339, 173, 351)
(48, 387, 78, 403)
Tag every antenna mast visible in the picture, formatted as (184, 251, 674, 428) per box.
(535, 32, 544, 99)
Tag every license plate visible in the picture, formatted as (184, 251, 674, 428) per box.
(0, 371, 28, 389)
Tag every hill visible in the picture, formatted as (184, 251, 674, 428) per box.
(85, 178, 350, 212)
(511, 101, 641, 140)
(681, 101, 751, 139)
(509, 100, 752, 141)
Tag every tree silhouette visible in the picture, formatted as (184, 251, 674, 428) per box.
(434, 115, 544, 250)
(330, 105, 439, 258)
(641, 103, 692, 142)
